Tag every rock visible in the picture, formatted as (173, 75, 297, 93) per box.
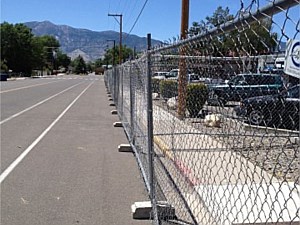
(204, 114, 222, 127)
(167, 97, 177, 110)
(152, 93, 159, 100)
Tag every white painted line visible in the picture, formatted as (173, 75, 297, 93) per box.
(0, 82, 84, 125)
(0, 80, 61, 94)
(0, 81, 94, 184)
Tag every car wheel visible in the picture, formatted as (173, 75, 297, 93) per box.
(248, 110, 264, 125)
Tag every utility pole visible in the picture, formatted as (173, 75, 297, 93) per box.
(107, 39, 116, 66)
(178, 0, 189, 119)
(44, 46, 59, 75)
(107, 39, 117, 101)
(108, 14, 123, 64)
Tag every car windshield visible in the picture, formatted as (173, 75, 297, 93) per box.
(167, 70, 179, 78)
(189, 74, 199, 80)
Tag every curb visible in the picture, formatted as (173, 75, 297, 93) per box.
(153, 136, 200, 186)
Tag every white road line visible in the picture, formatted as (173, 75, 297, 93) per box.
(0, 82, 84, 125)
(0, 80, 61, 94)
(0, 81, 94, 184)
(38, 77, 101, 81)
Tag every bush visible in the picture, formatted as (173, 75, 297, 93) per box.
(152, 78, 161, 93)
(159, 80, 178, 99)
(186, 83, 208, 117)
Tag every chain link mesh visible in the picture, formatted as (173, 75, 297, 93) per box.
(105, 0, 299, 224)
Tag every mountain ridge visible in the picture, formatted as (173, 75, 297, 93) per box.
(24, 21, 161, 61)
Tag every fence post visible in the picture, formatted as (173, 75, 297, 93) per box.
(146, 33, 159, 223)
(113, 67, 117, 102)
(121, 66, 124, 118)
(115, 67, 119, 108)
(129, 64, 135, 144)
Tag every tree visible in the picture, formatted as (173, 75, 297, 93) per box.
(56, 51, 71, 69)
(189, 7, 233, 36)
(206, 6, 233, 28)
(189, 7, 277, 56)
(1, 22, 66, 75)
(236, 20, 278, 55)
(72, 55, 87, 74)
(1, 59, 8, 72)
(103, 45, 133, 65)
(94, 58, 104, 68)
(1, 22, 34, 75)
(38, 35, 60, 71)
(31, 36, 46, 70)
(86, 62, 93, 73)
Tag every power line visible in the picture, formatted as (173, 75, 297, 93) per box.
(125, 0, 149, 39)
(123, 0, 138, 30)
(122, 0, 133, 18)
(117, 0, 122, 13)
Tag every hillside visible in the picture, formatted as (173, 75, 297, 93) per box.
(25, 21, 161, 61)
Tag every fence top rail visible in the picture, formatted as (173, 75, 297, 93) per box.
(150, 0, 299, 53)
(152, 53, 286, 60)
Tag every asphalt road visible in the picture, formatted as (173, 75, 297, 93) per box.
(1, 75, 150, 225)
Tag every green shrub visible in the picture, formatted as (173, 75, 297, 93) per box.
(152, 78, 161, 93)
(159, 80, 178, 99)
(186, 83, 208, 117)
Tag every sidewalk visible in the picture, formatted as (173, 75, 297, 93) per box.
(97, 79, 150, 225)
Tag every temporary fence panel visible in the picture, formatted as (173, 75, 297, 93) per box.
(105, 0, 299, 224)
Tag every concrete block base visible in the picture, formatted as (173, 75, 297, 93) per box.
(118, 144, 133, 152)
(113, 122, 123, 127)
(132, 201, 152, 220)
(131, 201, 175, 220)
(111, 110, 118, 115)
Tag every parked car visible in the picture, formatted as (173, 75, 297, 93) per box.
(207, 73, 284, 106)
(152, 71, 168, 80)
(0, 72, 8, 81)
(197, 76, 212, 84)
(234, 84, 299, 130)
(187, 74, 201, 83)
(165, 69, 180, 80)
(165, 69, 202, 83)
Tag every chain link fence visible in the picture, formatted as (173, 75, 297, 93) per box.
(105, 0, 299, 224)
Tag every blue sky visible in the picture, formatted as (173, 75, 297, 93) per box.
(1, 0, 299, 41)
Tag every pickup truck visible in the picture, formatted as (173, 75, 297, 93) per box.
(207, 73, 284, 106)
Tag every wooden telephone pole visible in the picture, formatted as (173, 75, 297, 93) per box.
(178, 0, 189, 118)
(108, 14, 123, 64)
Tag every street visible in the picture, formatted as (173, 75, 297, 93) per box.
(0, 75, 150, 225)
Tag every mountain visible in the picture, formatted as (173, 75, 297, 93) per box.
(24, 21, 161, 61)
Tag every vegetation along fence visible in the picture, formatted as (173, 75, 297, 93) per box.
(105, 0, 299, 224)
